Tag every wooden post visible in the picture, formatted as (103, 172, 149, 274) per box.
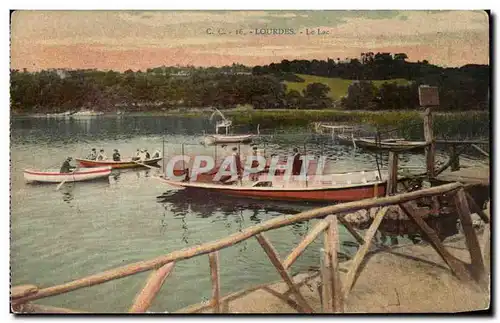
(399, 202, 470, 281)
(255, 233, 313, 313)
(319, 248, 329, 313)
(338, 215, 365, 245)
(325, 216, 343, 312)
(13, 303, 86, 314)
(471, 144, 489, 158)
(208, 252, 221, 313)
(129, 262, 175, 313)
(342, 207, 388, 300)
(454, 189, 485, 281)
(283, 218, 330, 270)
(11, 285, 38, 300)
(387, 151, 398, 196)
(450, 144, 460, 171)
(318, 248, 333, 313)
(480, 202, 491, 272)
(322, 217, 334, 312)
(465, 192, 490, 224)
(435, 145, 467, 176)
(423, 107, 436, 178)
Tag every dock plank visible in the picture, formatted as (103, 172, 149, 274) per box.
(436, 166, 489, 185)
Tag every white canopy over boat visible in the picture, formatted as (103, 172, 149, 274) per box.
(204, 107, 258, 145)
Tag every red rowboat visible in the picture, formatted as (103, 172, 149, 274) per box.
(155, 171, 386, 202)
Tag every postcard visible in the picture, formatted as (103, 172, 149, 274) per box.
(10, 10, 490, 314)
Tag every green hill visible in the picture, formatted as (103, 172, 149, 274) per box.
(283, 74, 411, 100)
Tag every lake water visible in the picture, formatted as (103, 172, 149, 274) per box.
(10, 115, 458, 312)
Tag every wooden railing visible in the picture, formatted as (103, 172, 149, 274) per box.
(11, 182, 488, 314)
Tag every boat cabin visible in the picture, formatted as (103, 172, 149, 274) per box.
(215, 120, 232, 135)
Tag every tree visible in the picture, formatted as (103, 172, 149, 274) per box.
(376, 83, 414, 110)
(302, 83, 332, 109)
(285, 90, 304, 109)
(302, 83, 330, 99)
(341, 81, 377, 110)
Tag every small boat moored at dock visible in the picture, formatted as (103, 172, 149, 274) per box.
(350, 138, 427, 151)
(204, 134, 254, 145)
(203, 107, 257, 145)
(24, 166, 112, 183)
(75, 157, 162, 169)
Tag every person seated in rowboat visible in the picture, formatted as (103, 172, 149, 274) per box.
(97, 149, 107, 161)
(152, 149, 161, 159)
(292, 147, 302, 176)
(138, 149, 147, 162)
(112, 149, 121, 161)
(87, 148, 97, 160)
(132, 149, 141, 161)
(145, 149, 151, 160)
(60, 157, 76, 173)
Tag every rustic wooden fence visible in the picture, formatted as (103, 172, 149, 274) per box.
(11, 182, 488, 313)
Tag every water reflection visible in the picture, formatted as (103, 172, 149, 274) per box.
(156, 189, 322, 249)
(156, 189, 318, 222)
(111, 171, 121, 183)
(60, 186, 74, 204)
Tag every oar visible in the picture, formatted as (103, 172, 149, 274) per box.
(56, 168, 77, 191)
(133, 160, 157, 170)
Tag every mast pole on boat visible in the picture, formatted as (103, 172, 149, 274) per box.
(238, 143, 242, 186)
(162, 136, 166, 177)
(304, 142, 308, 188)
(181, 143, 185, 174)
(375, 131, 382, 181)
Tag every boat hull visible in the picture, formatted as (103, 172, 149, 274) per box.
(204, 134, 254, 145)
(75, 157, 162, 169)
(353, 138, 426, 151)
(24, 167, 112, 183)
(157, 177, 387, 202)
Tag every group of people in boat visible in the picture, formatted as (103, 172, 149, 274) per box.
(229, 145, 303, 181)
(86, 148, 113, 161)
(85, 148, 161, 162)
(131, 148, 162, 162)
(59, 147, 162, 174)
(61, 145, 301, 176)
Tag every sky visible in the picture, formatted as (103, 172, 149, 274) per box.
(10, 10, 490, 71)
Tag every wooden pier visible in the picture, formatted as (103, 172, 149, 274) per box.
(435, 166, 489, 186)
